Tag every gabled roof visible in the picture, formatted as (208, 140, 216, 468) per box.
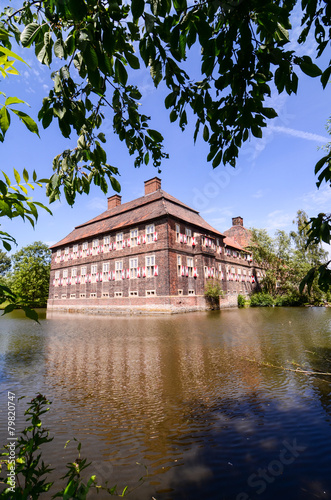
(223, 225, 253, 248)
(223, 236, 246, 251)
(50, 189, 225, 249)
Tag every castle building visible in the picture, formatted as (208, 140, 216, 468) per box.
(48, 177, 260, 313)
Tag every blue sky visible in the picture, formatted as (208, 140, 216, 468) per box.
(1, 8, 331, 253)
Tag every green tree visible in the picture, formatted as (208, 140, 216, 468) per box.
(0, 0, 329, 206)
(0, 249, 10, 276)
(249, 211, 329, 303)
(8, 241, 51, 308)
(0, 0, 330, 302)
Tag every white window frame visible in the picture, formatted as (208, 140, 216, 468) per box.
(91, 264, 97, 282)
(130, 228, 138, 246)
(55, 271, 60, 279)
(188, 289, 195, 295)
(187, 257, 193, 277)
(185, 228, 192, 245)
(114, 291, 123, 297)
(146, 255, 155, 277)
(57, 249, 61, 257)
(80, 293, 86, 298)
(63, 269, 68, 278)
(64, 247, 69, 255)
(71, 268, 77, 277)
(90, 293, 97, 298)
(82, 242, 88, 256)
(146, 224, 155, 243)
(70, 294, 76, 299)
(104, 235, 110, 246)
(81, 266, 87, 276)
(129, 291, 138, 296)
(178, 289, 183, 295)
(102, 292, 109, 298)
(73, 244, 78, 254)
(115, 260, 123, 280)
(146, 290, 156, 296)
(177, 255, 181, 276)
(130, 258, 138, 279)
(176, 223, 180, 242)
(103, 262, 109, 274)
(116, 233, 123, 248)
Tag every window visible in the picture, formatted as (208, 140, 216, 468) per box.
(92, 239, 98, 254)
(90, 293, 97, 298)
(233, 251, 238, 258)
(216, 238, 220, 247)
(178, 289, 183, 295)
(103, 262, 109, 274)
(185, 228, 192, 244)
(102, 292, 109, 298)
(70, 294, 76, 299)
(80, 293, 86, 298)
(57, 249, 61, 257)
(116, 233, 123, 248)
(104, 236, 110, 246)
(177, 255, 181, 276)
(176, 223, 180, 242)
(54, 294, 58, 299)
(187, 257, 193, 277)
(71, 268, 77, 277)
(91, 264, 97, 282)
(63, 269, 68, 278)
(64, 247, 69, 255)
(115, 260, 123, 280)
(81, 266, 87, 276)
(55, 271, 60, 279)
(130, 228, 138, 246)
(114, 291, 122, 297)
(146, 255, 155, 277)
(188, 290, 195, 295)
(129, 291, 138, 296)
(146, 290, 156, 296)
(61, 294, 67, 299)
(130, 258, 138, 278)
(146, 224, 154, 243)
(82, 242, 88, 256)
(73, 244, 78, 255)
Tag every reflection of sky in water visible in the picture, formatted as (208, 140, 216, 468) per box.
(1, 308, 331, 499)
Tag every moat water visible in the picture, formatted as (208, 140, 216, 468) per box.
(1, 308, 331, 499)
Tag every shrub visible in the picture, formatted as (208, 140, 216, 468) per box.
(204, 280, 223, 308)
(238, 294, 246, 308)
(250, 292, 274, 307)
(0, 395, 129, 498)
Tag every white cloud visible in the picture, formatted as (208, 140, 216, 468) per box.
(252, 189, 265, 199)
(301, 185, 331, 210)
(266, 210, 294, 231)
(86, 197, 107, 212)
(269, 125, 329, 144)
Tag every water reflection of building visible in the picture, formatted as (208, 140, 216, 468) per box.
(48, 178, 261, 314)
(44, 312, 266, 460)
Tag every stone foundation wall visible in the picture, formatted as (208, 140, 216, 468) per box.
(47, 294, 208, 315)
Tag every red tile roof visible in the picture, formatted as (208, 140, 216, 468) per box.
(50, 190, 225, 249)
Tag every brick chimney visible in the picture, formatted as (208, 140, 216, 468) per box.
(232, 216, 243, 227)
(144, 177, 161, 195)
(107, 194, 122, 210)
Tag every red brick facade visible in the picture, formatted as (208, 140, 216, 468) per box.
(47, 179, 261, 313)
